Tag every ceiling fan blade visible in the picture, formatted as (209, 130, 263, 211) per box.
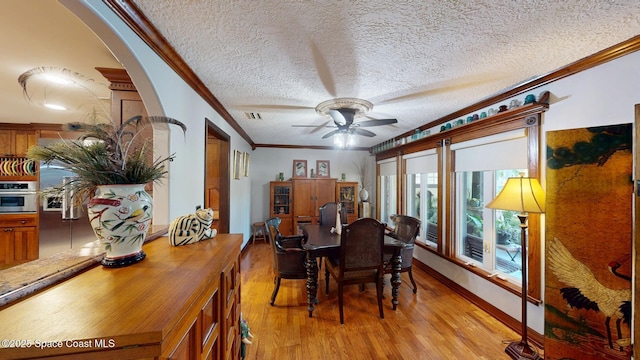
(310, 41, 337, 98)
(356, 118, 398, 127)
(322, 129, 340, 139)
(309, 120, 332, 134)
(237, 104, 315, 111)
(354, 128, 376, 137)
(292, 124, 333, 128)
(328, 108, 357, 126)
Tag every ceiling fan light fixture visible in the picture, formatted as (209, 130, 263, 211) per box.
(333, 131, 356, 148)
(315, 98, 373, 118)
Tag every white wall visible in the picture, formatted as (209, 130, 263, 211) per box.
(65, 0, 254, 243)
(414, 49, 640, 335)
(249, 148, 375, 230)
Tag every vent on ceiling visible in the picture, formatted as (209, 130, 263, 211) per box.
(244, 112, 262, 120)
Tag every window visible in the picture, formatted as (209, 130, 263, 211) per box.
(378, 159, 397, 225)
(451, 130, 529, 282)
(404, 150, 438, 246)
(456, 169, 527, 281)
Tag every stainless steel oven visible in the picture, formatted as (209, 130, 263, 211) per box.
(0, 181, 37, 213)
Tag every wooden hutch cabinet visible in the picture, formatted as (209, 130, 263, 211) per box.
(336, 181, 358, 224)
(269, 181, 293, 236)
(292, 178, 336, 233)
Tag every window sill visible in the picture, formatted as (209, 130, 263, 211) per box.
(415, 240, 542, 305)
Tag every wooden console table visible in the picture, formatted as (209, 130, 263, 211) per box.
(0, 234, 242, 360)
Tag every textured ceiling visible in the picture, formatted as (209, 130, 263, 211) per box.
(130, 0, 640, 148)
(2, 1, 640, 149)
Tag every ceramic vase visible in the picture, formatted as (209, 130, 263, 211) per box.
(359, 187, 369, 202)
(88, 184, 153, 268)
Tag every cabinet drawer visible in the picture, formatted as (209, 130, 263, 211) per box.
(0, 215, 37, 228)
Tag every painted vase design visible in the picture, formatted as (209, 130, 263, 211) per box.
(359, 187, 369, 202)
(88, 184, 153, 267)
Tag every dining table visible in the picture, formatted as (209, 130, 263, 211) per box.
(301, 223, 406, 318)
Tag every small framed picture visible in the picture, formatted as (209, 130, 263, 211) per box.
(293, 160, 307, 178)
(316, 160, 330, 178)
(243, 152, 250, 177)
(233, 150, 242, 180)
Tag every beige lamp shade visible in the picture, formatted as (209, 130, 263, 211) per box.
(485, 174, 545, 214)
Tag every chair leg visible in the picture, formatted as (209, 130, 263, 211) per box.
(377, 278, 384, 320)
(408, 268, 418, 294)
(338, 284, 344, 324)
(325, 264, 330, 296)
(270, 277, 281, 306)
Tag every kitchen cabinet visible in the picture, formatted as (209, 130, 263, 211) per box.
(0, 214, 38, 266)
(0, 233, 242, 360)
(292, 178, 336, 233)
(269, 181, 293, 236)
(0, 129, 37, 157)
(336, 181, 359, 224)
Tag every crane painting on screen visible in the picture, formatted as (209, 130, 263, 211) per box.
(548, 237, 631, 353)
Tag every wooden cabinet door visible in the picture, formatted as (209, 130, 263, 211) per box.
(0, 130, 13, 156)
(13, 131, 37, 156)
(0, 226, 38, 264)
(314, 179, 336, 216)
(292, 179, 314, 217)
(0, 130, 37, 157)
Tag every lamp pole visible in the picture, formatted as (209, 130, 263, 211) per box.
(504, 213, 541, 360)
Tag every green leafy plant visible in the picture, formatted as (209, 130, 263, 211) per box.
(496, 210, 520, 244)
(466, 212, 483, 237)
(27, 115, 186, 202)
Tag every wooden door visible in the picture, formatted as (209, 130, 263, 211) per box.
(206, 136, 221, 232)
(205, 120, 230, 234)
(314, 179, 336, 216)
(293, 179, 314, 217)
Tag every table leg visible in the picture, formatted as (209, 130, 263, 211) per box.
(391, 252, 402, 310)
(306, 253, 319, 317)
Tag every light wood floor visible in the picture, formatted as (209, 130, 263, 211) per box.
(240, 242, 527, 360)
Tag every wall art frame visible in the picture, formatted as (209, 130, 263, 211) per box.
(316, 160, 330, 178)
(292, 159, 307, 179)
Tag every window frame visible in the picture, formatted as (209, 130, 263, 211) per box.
(375, 109, 543, 303)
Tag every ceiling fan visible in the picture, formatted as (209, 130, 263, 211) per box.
(292, 98, 398, 146)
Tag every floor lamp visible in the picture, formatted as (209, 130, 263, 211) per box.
(486, 173, 545, 360)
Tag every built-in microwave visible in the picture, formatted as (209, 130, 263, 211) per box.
(0, 181, 37, 213)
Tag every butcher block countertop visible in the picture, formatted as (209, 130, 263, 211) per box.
(0, 233, 242, 359)
(0, 225, 168, 307)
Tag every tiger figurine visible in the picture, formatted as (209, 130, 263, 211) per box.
(168, 207, 217, 246)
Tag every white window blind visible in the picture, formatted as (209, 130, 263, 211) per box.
(378, 159, 396, 176)
(404, 149, 438, 174)
(452, 129, 527, 171)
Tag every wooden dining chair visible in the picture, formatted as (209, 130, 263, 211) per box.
(317, 202, 347, 270)
(265, 217, 308, 306)
(318, 202, 347, 226)
(324, 217, 385, 324)
(384, 214, 421, 293)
